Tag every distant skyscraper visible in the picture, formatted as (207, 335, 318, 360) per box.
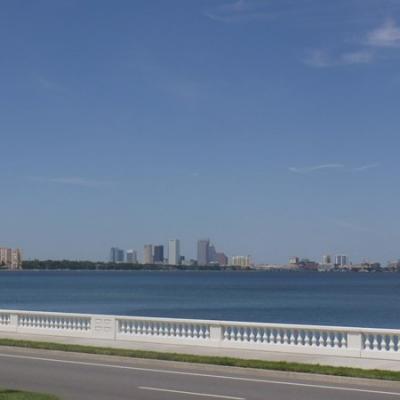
(208, 244, 217, 263)
(197, 239, 210, 266)
(153, 245, 164, 264)
(322, 255, 332, 264)
(143, 245, 153, 264)
(216, 252, 228, 266)
(168, 239, 180, 265)
(109, 247, 124, 263)
(335, 255, 348, 266)
(126, 250, 138, 264)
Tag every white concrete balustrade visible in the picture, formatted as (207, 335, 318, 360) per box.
(0, 313, 10, 327)
(1, 309, 400, 361)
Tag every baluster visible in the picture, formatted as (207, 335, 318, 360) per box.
(249, 328, 255, 342)
(386, 335, 395, 352)
(269, 329, 274, 344)
(304, 331, 310, 346)
(223, 327, 229, 341)
(287, 330, 293, 345)
(311, 332, 317, 347)
(202, 326, 208, 339)
(333, 332, 339, 348)
(232, 327, 237, 341)
(341, 333, 347, 348)
(372, 336, 379, 351)
(389, 335, 396, 352)
(260, 328, 265, 343)
(256, 328, 262, 343)
(381, 335, 388, 351)
(240, 327, 246, 342)
(283, 331, 289, 345)
(364, 335, 370, 349)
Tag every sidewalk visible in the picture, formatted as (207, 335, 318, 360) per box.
(1, 331, 400, 372)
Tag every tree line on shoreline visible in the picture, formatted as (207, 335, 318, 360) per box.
(20, 260, 248, 271)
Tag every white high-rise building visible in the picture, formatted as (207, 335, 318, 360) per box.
(335, 255, 348, 266)
(143, 245, 153, 264)
(168, 239, 180, 265)
(126, 250, 138, 264)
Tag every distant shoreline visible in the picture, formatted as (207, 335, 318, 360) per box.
(0, 260, 394, 273)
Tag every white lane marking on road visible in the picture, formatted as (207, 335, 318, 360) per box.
(1, 352, 400, 397)
(139, 386, 245, 399)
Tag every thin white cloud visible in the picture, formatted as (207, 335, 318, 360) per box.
(353, 163, 380, 172)
(304, 19, 400, 68)
(204, 0, 271, 23)
(289, 164, 345, 174)
(304, 49, 374, 68)
(367, 19, 400, 48)
(28, 176, 112, 187)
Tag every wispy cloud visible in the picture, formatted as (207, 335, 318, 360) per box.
(290, 163, 380, 174)
(304, 49, 374, 68)
(204, 0, 272, 23)
(305, 19, 400, 68)
(367, 19, 400, 48)
(28, 176, 112, 187)
(289, 164, 345, 174)
(353, 163, 380, 172)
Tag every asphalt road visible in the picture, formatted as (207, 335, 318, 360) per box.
(1, 347, 400, 400)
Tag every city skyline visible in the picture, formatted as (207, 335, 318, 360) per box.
(2, 1, 400, 263)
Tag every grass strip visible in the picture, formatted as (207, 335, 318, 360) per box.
(1, 338, 400, 382)
(0, 388, 59, 400)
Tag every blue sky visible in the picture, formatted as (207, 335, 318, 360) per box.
(1, 0, 400, 263)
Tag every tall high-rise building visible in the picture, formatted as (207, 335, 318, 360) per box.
(153, 245, 164, 264)
(197, 239, 210, 266)
(208, 244, 217, 263)
(335, 255, 348, 266)
(216, 252, 228, 266)
(0, 247, 22, 269)
(109, 247, 124, 263)
(126, 250, 138, 264)
(322, 255, 332, 265)
(168, 239, 180, 265)
(143, 245, 153, 264)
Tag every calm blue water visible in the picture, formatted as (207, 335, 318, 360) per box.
(1, 271, 399, 328)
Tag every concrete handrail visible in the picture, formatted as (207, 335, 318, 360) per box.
(1, 309, 400, 360)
